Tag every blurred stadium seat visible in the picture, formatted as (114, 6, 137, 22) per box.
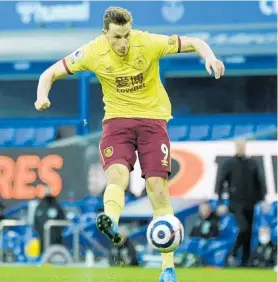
(0, 127, 56, 147)
(252, 201, 278, 249)
(177, 213, 239, 267)
(0, 128, 15, 146)
(168, 115, 277, 141)
(202, 214, 239, 267)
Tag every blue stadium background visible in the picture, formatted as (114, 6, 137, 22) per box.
(0, 0, 277, 269)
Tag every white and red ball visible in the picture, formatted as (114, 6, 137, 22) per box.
(147, 215, 184, 253)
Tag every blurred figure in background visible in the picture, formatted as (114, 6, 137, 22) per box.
(190, 202, 220, 239)
(248, 226, 277, 268)
(34, 186, 66, 253)
(216, 204, 229, 217)
(85, 145, 107, 196)
(216, 139, 266, 266)
(181, 202, 220, 267)
(108, 226, 139, 267)
(0, 201, 5, 222)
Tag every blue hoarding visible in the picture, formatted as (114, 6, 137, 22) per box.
(168, 114, 277, 141)
(0, 1, 277, 31)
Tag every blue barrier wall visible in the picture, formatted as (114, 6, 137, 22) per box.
(0, 1, 276, 143)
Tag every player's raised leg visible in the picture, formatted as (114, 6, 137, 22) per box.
(97, 118, 137, 245)
(97, 163, 129, 245)
(104, 164, 129, 223)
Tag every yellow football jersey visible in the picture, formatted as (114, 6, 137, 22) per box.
(63, 30, 181, 121)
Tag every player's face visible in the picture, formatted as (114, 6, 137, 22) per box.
(104, 23, 131, 56)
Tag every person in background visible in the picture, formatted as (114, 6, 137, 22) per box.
(216, 139, 266, 266)
(248, 226, 277, 268)
(108, 226, 139, 267)
(182, 202, 220, 267)
(0, 201, 5, 222)
(34, 186, 66, 253)
(190, 202, 220, 240)
(216, 204, 229, 217)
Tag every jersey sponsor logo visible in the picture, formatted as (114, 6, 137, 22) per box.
(115, 73, 146, 93)
(104, 146, 113, 158)
(134, 55, 147, 70)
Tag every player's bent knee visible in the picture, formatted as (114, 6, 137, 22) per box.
(105, 163, 129, 190)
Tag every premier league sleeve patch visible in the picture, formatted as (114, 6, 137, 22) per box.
(69, 48, 84, 64)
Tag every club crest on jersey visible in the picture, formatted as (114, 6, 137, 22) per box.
(104, 146, 113, 158)
(134, 55, 147, 70)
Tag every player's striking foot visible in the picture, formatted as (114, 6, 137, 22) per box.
(159, 267, 177, 282)
(96, 213, 123, 246)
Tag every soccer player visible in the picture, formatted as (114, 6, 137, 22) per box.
(35, 7, 225, 281)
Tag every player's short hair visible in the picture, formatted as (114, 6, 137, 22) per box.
(103, 6, 133, 30)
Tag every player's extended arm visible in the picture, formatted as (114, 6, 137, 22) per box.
(180, 37, 225, 79)
(35, 60, 68, 111)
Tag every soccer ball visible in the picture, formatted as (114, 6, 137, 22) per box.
(146, 215, 184, 253)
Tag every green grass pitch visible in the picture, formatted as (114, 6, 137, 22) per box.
(0, 266, 276, 282)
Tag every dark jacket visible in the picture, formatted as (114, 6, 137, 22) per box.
(34, 196, 66, 252)
(0, 201, 5, 221)
(216, 156, 265, 208)
(190, 212, 220, 240)
(248, 242, 277, 268)
(108, 237, 139, 266)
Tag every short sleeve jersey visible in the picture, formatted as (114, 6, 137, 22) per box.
(63, 30, 181, 121)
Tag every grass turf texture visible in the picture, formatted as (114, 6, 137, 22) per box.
(0, 267, 276, 282)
